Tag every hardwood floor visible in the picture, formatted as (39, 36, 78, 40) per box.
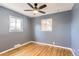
(0, 42, 74, 56)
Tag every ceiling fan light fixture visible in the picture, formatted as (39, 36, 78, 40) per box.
(25, 3, 47, 15)
(33, 10, 39, 14)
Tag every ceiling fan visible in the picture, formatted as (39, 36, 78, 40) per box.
(24, 3, 47, 15)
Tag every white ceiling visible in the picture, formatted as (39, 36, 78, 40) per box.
(0, 3, 74, 17)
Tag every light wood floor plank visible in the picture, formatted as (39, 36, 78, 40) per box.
(0, 42, 74, 56)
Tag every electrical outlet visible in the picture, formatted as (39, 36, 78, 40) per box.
(53, 41, 55, 45)
(14, 44, 21, 48)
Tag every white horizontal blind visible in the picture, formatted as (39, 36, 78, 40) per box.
(41, 18, 52, 31)
(9, 16, 23, 32)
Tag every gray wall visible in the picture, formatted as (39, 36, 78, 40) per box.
(1, 4, 79, 56)
(0, 6, 33, 52)
(32, 11, 72, 47)
(71, 4, 79, 56)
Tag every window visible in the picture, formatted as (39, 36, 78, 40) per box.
(9, 16, 23, 32)
(41, 18, 52, 31)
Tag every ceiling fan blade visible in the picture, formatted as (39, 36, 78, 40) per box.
(24, 10, 33, 11)
(27, 3, 33, 8)
(39, 4, 47, 9)
(39, 11, 46, 14)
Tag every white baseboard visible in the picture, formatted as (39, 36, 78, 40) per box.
(32, 41, 75, 56)
(0, 41, 75, 56)
(0, 41, 34, 54)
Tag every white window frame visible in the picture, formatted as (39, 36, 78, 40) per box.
(41, 18, 52, 31)
(9, 15, 23, 32)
